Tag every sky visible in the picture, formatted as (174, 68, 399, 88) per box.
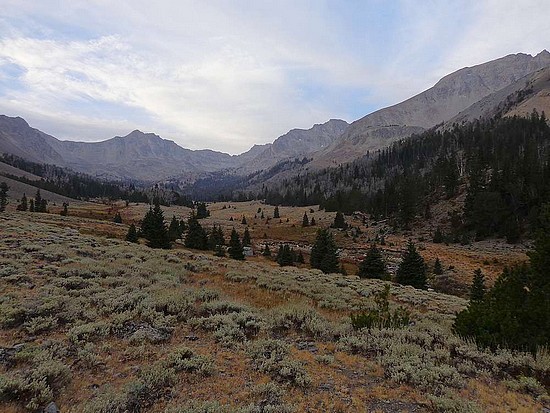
(0, 1, 549, 154)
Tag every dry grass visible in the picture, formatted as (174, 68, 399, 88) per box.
(0, 208, 546, 413)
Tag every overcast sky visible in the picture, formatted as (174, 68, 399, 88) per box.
(0, 1, 549, 154)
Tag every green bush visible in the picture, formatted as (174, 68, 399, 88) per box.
(350, 285, 410, 330)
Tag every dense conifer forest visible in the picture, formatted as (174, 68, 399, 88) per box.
(260, 113, 550, 241)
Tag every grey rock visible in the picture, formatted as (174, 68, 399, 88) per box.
(43, 402, 60, 413)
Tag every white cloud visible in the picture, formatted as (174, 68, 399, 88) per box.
(0, 1, 548, 154)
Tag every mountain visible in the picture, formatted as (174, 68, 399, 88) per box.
(234, 119, 348, 173)
(447, 65, 550, 125)
(0, 116, 349, 182)
(0, 117, 238, 181)
(312, 50, 550, 167)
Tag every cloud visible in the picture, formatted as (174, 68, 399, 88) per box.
(0, 1, 547, 154)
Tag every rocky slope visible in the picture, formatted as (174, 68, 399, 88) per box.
(312, 50, 550, 167)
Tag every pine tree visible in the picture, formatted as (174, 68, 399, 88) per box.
(310, 217, 316, 226)
(296, 251, 305, 264)
(185, 213, 208, 250)
(168, 215, 182, 241)
(276, 244, 295, 266)
(16, 193, 27, 211)
(357, 244, 386, 279)
(60, 203, 68, 216)
(395, 241, 427, 289)
(29, 199, 35, 212)
(241, 215, 247, 225)
(273, 206, 280, 219)
(195, 202, 210, 219)
(433, 257, 444, 275)
(332, 211, 347, 229)
(113, 212, 123, 223)
(208, 225, 225, 251)
(302, 212, 309, 227)
(126, 223, 139, 243)
(144, 198, 171, 249)
(0, 182, 8, 212)
(228, 228, 245, 260)
(262, 244, 272, 257)
(310, 229, 340, 274)
(242, 227, 251, 246)
(470, 268, 486, 301)
(433, 228, 444, 243)
(34, 189, 44, 212)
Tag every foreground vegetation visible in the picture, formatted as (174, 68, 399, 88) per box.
(1, 211, 548, 412)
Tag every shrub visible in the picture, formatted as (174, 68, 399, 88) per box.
(350, 285, 410, 330)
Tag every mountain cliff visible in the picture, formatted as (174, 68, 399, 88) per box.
(312, 50, 550, 167)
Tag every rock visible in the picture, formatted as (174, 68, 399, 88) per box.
(44, 402, 60, 413)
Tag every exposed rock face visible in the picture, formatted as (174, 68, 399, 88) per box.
(235, 119, 349, 173)
(313, 50, 550, 166)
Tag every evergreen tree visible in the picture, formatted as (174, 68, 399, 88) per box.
(140, 207, 154, 239)
(29, 199, 35, 212)
(395, 241, 427, 289)
(433, 228, 444, 243)
(143, 199, 171, 249)
(302, 212, 309, 227)
(276, 244, 295, 266)
(113, 212, 123, 223)
(262, 244, 271, 257)
(357, 244, 386, 279)
(310, 217, 316, 226)
(273, 206, 280, 219)
(470, 268, 486, 301)
(195, 202, 210, 219)
(39, 198, 48, 213)
(34, 189, 43, 212)
(168, 215, 182, 241)
(126, 223, 139, 243)
(310, 229, 340, 274)
(60, 202, 68, 216)
(332, 211, 347, 229)
(185, 213, 209, 250)
(228, 228, 245, 260)
(433, 257, 444, 275)
(214, 243, 226, 257)
(296, 251, 305, 264)
(241, 215, 247, 225)
(208, 225, 225, 251)
(0, 182, 8, 212)
(16, 193, 27, 211)
(242, 227, 251, 246)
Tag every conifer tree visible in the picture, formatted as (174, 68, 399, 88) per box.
(228, 228, 245, 260)
(168, 215, 182, 241)
(29, 199, 35, 212)
(470, 268, 486, 301)
(60, 202, 68, 216)
(357, 244, 386, 279)
(276, 244, 295, 266)
(242, 227, 251, 246)
(273, 206, 280, 219)
(296, 251, 305, 264)
(454, 205, 550, 351)
(433, 228, 444, 243)
(195, 202, 210, 219)
(208, 225, 225, 251)
(16, 193, 27, 211)
(433, 257, 444, 275)
(113, 212, 123, 223)
(143, 198, 171, 249)
(262, 244, 271, 257)
(0, 182, 8, 212)
(34, 189, 43, 212)
(126, 223, 139, 243)
(241, 215, 247, 225)
(310, 217, 316, 226)
(395, 241, 427, 289)
(332, 211, 347, 229)
(185, 213, 208, 250)
(302, 212, 309, 227)
(310, 228, 340, 274)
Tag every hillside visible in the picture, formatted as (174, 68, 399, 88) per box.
(0, 210, 546, 412)
(311, 50, 550, 167)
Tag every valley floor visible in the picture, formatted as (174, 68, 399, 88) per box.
(0, 210, 547, 412)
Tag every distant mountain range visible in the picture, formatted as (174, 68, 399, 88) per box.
(1, 50, 549, 185)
